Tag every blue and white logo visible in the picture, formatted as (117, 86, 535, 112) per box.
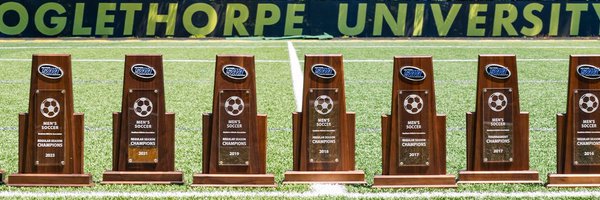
(38, 64, 63, 79)
(311, 64, 336, 79)
(131, 64, 156, 79)
(222, 64, 248, 80)
(399, 66, 426, 81)
(577, 64, 600, 80)
(485, 64, 511, 79)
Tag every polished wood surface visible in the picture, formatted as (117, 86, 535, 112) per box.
(284, 54, 364, 184)
(192, 174, 276, 187)
(373, 175, 456, 188)
(300, 55, 352, 171)
(8, 174, 94, 187)
(8, 54, 92, 187)
(102, 171, 184, 184)
(283, 171, 366, 184)
(458, 170, 540, 184)
(193, 55, 274, 187)
(547, 174, 600, 187)
(548, 55, 600, 187)
(374, 56, 455, 188)
(459, 55, 539, 184)
(102, 55, 182, 184)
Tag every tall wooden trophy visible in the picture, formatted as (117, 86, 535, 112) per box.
(373, 56, 456, 188)
(548, 55, 600, 187)
(101, 55, 183, 184)
(7, 54, 93, 186)
(458, 55, 540, 184)
(283, 54, 365, 184)
(192, 55, 275, 187)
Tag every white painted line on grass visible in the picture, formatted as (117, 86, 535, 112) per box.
(0, 80, 213, 84)
(1, 191, 600, 198)
(0, 58, 288, 63)
(344, 80, 567, 84)
(0, 58, 567, 63)
(0, 79, 571, 85)
(288, 41, 304, 112)
(2, 45, 598, 50)
(310, 184, 347, 195)
(0, 45, 285, 49)
(296, 45, 600, 49)
(343, 58, 568, 63)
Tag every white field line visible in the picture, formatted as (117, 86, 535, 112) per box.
(346, 80, 567, 84)
(296, 45, 600, 49)
(288, 41, 304, 112)
(1, 45, 599, 49)
(0, 58, 287, 63)
(0, 45, 285, 49)
(0, 58, 568, 63)
(342, 58, 568, 63)
(1, 191, 600, 198)
(0, 80, 215, 84)
(310, 184, 347, 195)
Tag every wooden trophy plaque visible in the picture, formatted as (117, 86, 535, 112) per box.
(458, 55, 540, 184)
(548, 55, 600, 187)
(192, 55, 275, 187)
(102, 55, 183, 184)
(7, 54, 92, 186)
(283, 54, 366, 184)
(373, 56, 456, 188)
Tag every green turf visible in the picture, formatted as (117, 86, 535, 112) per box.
(0, 39, 599, 195)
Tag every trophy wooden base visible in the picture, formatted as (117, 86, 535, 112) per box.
(546, 174, 600, 187)
(7, 173, 93, 187)
(191, 174, 276, 187)
(283, 170, 366, 184)
(101, 171, 184, 185)
(457, 170, 541, 184)
(372, 174, 457, 188)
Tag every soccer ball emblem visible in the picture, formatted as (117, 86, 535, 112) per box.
(40, 98, 60, 118)
(225, 96, 244, 116)
(579, 93, 599, 114)
(403, 94, 424, 114)
(314, 95, 334, 115)
(488, 92, 508, 112)
(133, 97, 153, 117)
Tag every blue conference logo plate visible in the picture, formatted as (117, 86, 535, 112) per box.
(311, 64, 336, 79)
(400, 66, 426, 81)
(485, 64, 511, 79)
(222, 64, 248, 80)
(577, 64, 600, 80)
(38, 64, 63, 79)
(131, 64, 157, 79)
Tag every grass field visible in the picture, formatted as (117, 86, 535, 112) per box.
(0, 39, 600, 198)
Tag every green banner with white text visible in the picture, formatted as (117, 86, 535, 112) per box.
(0, 1, 599, 37)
